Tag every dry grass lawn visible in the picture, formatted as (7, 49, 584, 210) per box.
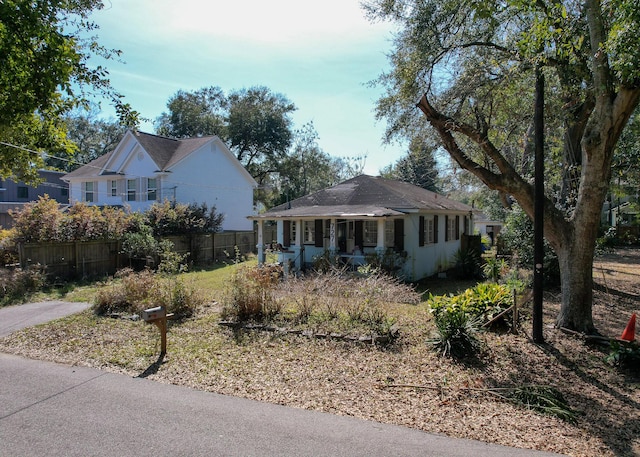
(1, 249, 639, 457)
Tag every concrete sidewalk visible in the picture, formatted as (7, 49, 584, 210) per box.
(0, 302, 565, 456)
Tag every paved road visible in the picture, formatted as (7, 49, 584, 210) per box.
(0, 302, 565, 457)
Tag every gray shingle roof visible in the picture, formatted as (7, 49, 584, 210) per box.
(63, 131, 220, 179)
(254, 175, 475, 218)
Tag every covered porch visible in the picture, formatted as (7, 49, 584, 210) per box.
(252, 211, 407, 273)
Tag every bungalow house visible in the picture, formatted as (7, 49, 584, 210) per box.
(63, 130, 257, 231)
(251, 175, 477, 281)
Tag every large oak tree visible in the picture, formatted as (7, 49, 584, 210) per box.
(156, 86, 296, 184)
(365, 0, 640, 333)
(0, 0, 138, 183)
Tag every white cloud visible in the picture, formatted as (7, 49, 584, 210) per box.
(99, 0, 392, 48)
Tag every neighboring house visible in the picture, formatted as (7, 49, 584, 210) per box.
(474, 212, 503, 245)
(250, 175, 477, 281)
(63, 130, 257, 231)
(0, 170, 69, 228)
(602, 198, 638, 227)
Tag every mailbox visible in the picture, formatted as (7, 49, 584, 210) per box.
(142, 306, 165, 322)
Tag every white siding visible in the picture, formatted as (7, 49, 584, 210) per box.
(402, 213, 464, 280)
(164, 142, 254, 231)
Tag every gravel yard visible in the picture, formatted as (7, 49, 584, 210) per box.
(1, 249, 639, 457)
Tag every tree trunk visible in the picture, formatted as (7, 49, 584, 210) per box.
(555, 237, 596, 333)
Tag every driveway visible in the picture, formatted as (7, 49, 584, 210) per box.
(0, 300, 91, 337)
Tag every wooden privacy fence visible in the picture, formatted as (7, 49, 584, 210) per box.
(18, 231, 257, 279)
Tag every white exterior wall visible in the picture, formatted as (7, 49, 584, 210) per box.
(402, 213, 464, 281)
(165, 142, 254, 231)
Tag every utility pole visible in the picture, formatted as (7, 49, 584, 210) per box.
(533, 66, 545, 344)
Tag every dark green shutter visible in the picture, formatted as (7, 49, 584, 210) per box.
(314, 219, 323, 247)
(418, 216, 425, 247)
(434, 215, 439, 243)
(283, 220, 291, 247)
(354, 221, 363, 249)
(394, 219, 404, 251)
(444, 215, 449, 242)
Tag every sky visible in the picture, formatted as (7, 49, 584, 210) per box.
(87, 0, 406, 175)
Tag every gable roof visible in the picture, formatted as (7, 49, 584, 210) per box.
(62, 131, 256, 186)
(254, 175, 475, 219)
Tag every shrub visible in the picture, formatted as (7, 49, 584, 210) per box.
(311, 250, 342, 273)
(157, 239, 188, 275)
(500, 205, 560, 287)
(93, 268, 202, 318)
(482, 256, 508, 282)
(364, 249, 407, 277)
(453, 247, 482, 279)
(428, 282, 512, 324)
(429, 308, 482, 359)
(221, 264, 283, 321)
(0, 267, 47, 306)
(10, 195, 63, 242)
(606, 341, 640, 374)
(145, 200, 224, 236)
(121, 227, 160, 260)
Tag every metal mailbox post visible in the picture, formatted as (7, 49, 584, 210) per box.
(141, 306, 174, 356)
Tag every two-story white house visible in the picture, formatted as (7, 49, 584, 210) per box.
(63, 130, 257, 231)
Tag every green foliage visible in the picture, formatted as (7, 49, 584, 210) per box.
(503, 385, 577, 423)
(429, 307, 482, 359)
(145, 200, 224, 236)
(453, 247, 482, 279)
(157, 239, 189, 275)
(10, 195, 63, 242)
(47, 111, 127, 172)
(482, 256, 508, 282)
(500, 205, 561, 287)
(362, 249, 408, 277)
(269, 122, 351, 207)
(428, 283, 512, 324)
(364, 0, 640, 331)
(606, 341, 640, 374)
(0, 0, 139, 182)
(378, 135, 439, 191)
(311, 250, 342, 273)
(157, 85, 295, 183)
(9, 198, 222, 246)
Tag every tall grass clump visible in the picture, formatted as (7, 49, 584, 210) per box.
(274, 268, 420, 339)
(0, 266, 47, 306)
(93, 268, 203, 318)
(221, 264, 283, 321)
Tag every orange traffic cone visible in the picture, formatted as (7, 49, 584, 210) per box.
(620, 313, 637, 342)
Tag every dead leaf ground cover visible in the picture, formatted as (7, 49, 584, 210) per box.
(1, 249, 639, 457)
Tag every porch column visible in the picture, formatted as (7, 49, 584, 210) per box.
(376, 219, 386, 255)
(329, 219, 337, 255)
(293, 219, 302, 270)
(256, 219, 265, 264)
